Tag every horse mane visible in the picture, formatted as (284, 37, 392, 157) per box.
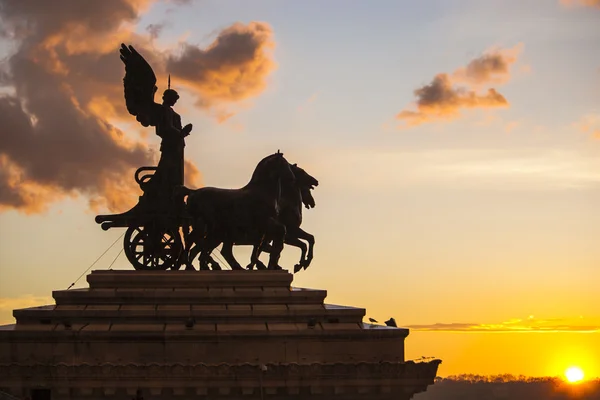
(248, 152, 283, 184)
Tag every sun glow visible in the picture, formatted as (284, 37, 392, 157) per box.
(565, 367, 584, 383)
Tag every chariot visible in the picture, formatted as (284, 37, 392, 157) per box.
(95, 165, 191, 271)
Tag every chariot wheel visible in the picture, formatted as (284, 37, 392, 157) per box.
(124, 225, 183, 270)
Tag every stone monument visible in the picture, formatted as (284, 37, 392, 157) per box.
(0, 44, 440, 400)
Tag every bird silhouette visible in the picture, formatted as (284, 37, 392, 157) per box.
(368, 317, 378, 323)
(384, 317, 397, 327)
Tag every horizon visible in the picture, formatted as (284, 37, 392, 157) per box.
(0, 0, 599, 381)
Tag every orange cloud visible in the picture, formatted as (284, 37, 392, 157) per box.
(560, 0, 600, 8)
(167, 22, 276, 108)
(405, 316, 600, 333)
(452, 45, 522, 86)
(397, 74, 508, 126)
(396, 45, 522, 127)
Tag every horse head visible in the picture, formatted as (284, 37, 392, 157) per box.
(290, 163, 318, 209)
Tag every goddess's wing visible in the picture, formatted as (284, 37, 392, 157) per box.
(119, 43, 161, 127)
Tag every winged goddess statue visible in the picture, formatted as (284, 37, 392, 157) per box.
(119, 43, 193, 192)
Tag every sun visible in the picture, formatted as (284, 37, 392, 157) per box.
(565, 366, 584, 383)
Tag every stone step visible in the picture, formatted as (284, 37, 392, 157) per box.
(86, 270, 293, 289)
(52, 286, 327, 305)
(13, 304, 366, 325)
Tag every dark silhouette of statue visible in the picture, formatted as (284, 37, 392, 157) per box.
(151, 79, 192, 192)
(179, 152, 296, 271)
(95, 44, 319, 273)
(185, 162, 318, 273)
(120, 45, 192, 197)
(95, 44, 196, 270)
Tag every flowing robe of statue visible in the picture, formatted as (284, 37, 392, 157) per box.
(154, 104, 186, 190)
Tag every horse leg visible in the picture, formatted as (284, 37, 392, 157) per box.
(254, 242, 271, 270)
(183, 227, 204, 271)
(199, 251, 219, 270)
(220, 241, 244, 270)
(246, 242, 261, 271)
(282, 232, 308, 274)
(186, 242, 200, 271)
(247, 234, 271, 270)
(176, 222, 192, 271)
(247, 245, 269, 270)
(198, 235, 222, 271)
(295, 228, 315, 269)
(266, 219, 286, 270)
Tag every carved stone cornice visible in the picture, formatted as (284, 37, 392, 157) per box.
(0, 360, 441, 382)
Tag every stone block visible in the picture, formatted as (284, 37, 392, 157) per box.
(173, 288, 207, 297)
(110, 323, 165, 331)
(311, 386, 323, 395)
(296, 322, 323, 331)
(173, 387, 186, 396)
(54, 305, 86, 311)
(119, 305, 156, 317)
(86, 305, 119, 311)
(78, 387, 93, 396)
(266, 323, 298, 332)
(53, 322, 88, 331)
(81, 323, 111, 332)
(226, 304, 252, 316)
(233, 287, 264, 296)
(143, 288, 174, 298)
(216, 323, 267, 332)
(157, 305, 190, 311)
(115, 288, 145, 297)
(165, 323, 215, 332)
(288, 304, 325, 311)
(320, 322, 362, 330)
(287, 387, 300, 395)
(252, 304, 288, 315)
(227, 304, 251, 311)
(14, 323, 57, 331)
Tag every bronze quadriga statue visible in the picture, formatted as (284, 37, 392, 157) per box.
(95, 44, 318, 272)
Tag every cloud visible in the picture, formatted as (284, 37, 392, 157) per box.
(406, 317, 600, 333)
(0, 0, 274, 214)
(166, 22, 276, 108)
(396, 45, 522, 127)
(453, 45, 522, 86)
(560, 0, 600, 8)
(146, 22, 166, 40)
(0, 0, 157, 213)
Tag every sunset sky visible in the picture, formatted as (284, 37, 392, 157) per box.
(0, 0, 599, 379)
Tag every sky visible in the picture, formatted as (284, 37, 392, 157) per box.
(0, 0, 599, 379)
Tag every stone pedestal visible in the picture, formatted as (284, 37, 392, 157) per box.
(0, 270, 440, 399)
